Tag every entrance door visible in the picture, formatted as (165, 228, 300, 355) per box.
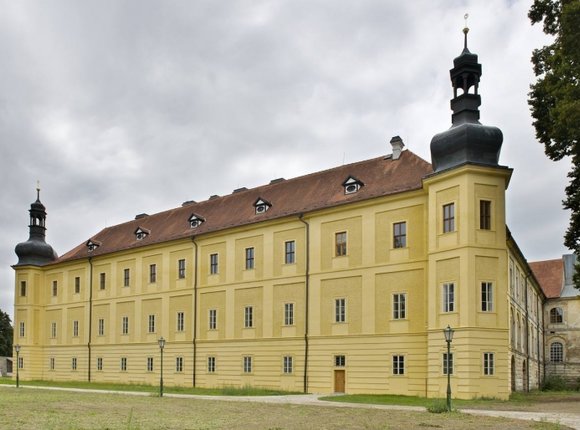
(334, 370, 345, 393)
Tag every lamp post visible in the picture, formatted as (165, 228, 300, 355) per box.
(443, 325, 454, 412)
(14, 344, 21, 388)
(158, 337, 165, 397)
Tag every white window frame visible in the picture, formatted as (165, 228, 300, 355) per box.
(284, 303, 294, 326)
(442, 283, 455, 313)
(209, 309, 217, 330)
(393, 293, 406, 319)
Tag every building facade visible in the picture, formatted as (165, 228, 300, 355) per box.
(12, 33, 549, 399)
(531, 254, 580, 387)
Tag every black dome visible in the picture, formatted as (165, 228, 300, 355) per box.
(15, 238, 58, 266)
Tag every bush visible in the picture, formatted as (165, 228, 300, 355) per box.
(542, 374, 575, 391)
(427, 399, 451, 413)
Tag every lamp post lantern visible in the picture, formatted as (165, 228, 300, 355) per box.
(158, 337, 165, 397)
(14, 344, 21, 388)
(443, 325, 454, 412)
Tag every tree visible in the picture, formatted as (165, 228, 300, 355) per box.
(0, 309, 13, 357)
(529, 0, 580, 288)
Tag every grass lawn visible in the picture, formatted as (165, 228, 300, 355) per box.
(0, 386, 568, 430)
(0, 377, 298, 396)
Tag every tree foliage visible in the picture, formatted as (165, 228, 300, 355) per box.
(0, 309, 13, 357)
(529, 0, 580, 288)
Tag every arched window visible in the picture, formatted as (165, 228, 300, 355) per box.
(550, 307, 563, 324)
(550, 342, 564, 363)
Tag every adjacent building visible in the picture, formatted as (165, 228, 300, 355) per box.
(12, 31, 552, 399)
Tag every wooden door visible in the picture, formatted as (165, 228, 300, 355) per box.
(334, 370, 345, 393)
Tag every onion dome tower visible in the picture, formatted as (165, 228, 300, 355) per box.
(14, 184, 58, 266)
(430, 25, 503, 172)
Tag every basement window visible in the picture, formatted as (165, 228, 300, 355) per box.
(254, 198, 271, 215)
(342, 176, 364, 195)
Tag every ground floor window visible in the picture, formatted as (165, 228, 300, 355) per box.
(147, 357, 154, 372)
(483, 352, 494, 375)
(550, 342, 564, 363)
(443, 353, 453, 375)
(176, 356, 183, 373)
(72, 357, 77, 371)
(243, 356, 252, 373)
(208, 356, 216, 373)
(120, 357, 127, 371)
(283, 356, 293, 374)
(392, 355, 405, 375)
(334, 355, 346, 367)
(97, 357, 103, 371)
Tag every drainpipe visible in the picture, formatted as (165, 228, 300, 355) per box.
(524, 276, 530, 392)
(88, 257, 93, 382)
(192, 236, 198, 387)
(298, 214, 310, 394)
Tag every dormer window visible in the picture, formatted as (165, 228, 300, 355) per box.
(188, 213, 205, 229)
(342, 176, 364, 195)
(134, 227, 150, 241)
(86, 239, 101, 252)
(254, 198, 271, 215)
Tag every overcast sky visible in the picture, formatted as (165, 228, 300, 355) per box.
(0, 0, 572, 320)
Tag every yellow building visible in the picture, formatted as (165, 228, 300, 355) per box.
(13, 34, 548, 399)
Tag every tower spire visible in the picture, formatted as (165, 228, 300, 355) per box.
(463, 14, 469, 51)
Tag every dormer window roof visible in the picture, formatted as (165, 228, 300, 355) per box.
(342, 176, 364, 195)
(86, 239, 102, 252)
(134, 227, 150, 241)
(188, 213, 205, 229)
(254, 198, 271, 215)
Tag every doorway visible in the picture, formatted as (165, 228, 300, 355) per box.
(334, 370, 345, 393)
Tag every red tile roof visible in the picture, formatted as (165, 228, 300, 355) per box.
(56, 150, 433, 263)
(529, 258, 563, 299)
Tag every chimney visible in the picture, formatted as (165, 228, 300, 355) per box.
(390, 136, 405, 160)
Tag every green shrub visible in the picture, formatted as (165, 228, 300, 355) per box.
(542, 375, 570, 391)
(427, 399, 450, 413)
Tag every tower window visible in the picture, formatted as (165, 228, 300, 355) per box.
(480, 200, 491, 230)
(443, 203, 455, 233)
(52, 281, 58, 297)
(335, 232, 347, 257)
(20, 281, 26, 297)
(393, 222, 407, 248)
(442, 283, 455, 312)
(550, 307, 563, 324)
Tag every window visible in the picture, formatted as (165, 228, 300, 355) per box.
(254, 198, 271, 214)
(443, 203, 455, 233)
(285, 241, 295, 264)
(51, 322, 57, 338)
(335, 298, 346, 323)
(335, 232, 347, 257)
(209, 309, 217, 330)
(283, 356, 293, 374)
(393, 355, 405, 375)
(20, 281, 26, 297)
(52, 280, 58, 297)
(443, 353, 453, 375)
(481, 282, 493, 312)
(483, 352, 494, 375)
(98, 318, 105, 336)
(210, 253, 219, 275)
(244, 306, 254, 328)
(189, 213, 205, 229)
(208, 356, 216, 373)
(97, 357, 103, 371)
(393, 293, 406, 319)
(73, 320, 79, 337)
(50, 357, 55, 370)
(120, 357, 127, 371)
(19, 321, 25, 337)
(122, 316, 129, 335)
(99, 273, 106, 290)
(393, 222, 407, 248)
(178, 259, 186, 279)
(176, 357, 184, 372)
(343, 176, 363, 194)
(123, 269, 130, 287)
(550, 342, 564, 363)
(284, 303, 294, 326)
(245, 247, 255, 270)
(335, 355, 346, 367)
(442, 283, 455, 313)
(480, 200, 491, 230)
(135, 227, 149, 240)
(550, 307, 563, 324)
(147, 357, 154, 372)
(148, 314, 155, 333)
(243, 356, 252, 373)
(177, 312, 185, 332)
(18, 357, 24, 369)
(149, 264, 157, 283)
(74, 277, 80, 294)
(72, 357, 77, 371)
